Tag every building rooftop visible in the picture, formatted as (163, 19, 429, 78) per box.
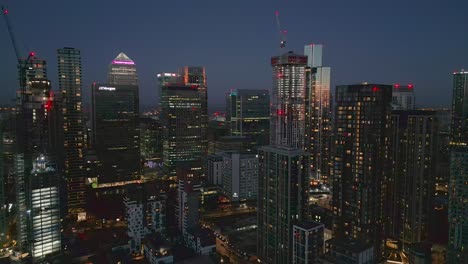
(294, 220, 324, 231)
(326, 237, 373, 253)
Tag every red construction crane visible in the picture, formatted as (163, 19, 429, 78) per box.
(1, 4, 36, 101)
(275, 10, 287, 49)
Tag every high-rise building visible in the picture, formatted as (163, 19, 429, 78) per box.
(292, 221, 325, 264)
(392, 84, 416, 110)
(448, 70, 468, 262)
(448, 146, 468, 262)
(448, 69, 468, 262)
(332, 83, 392, 259)
(57, 47, 86, 216)
(222, 152, 258, 201)
(140, 117, 163, 164)
(450, 70, 468, 145)
(389, 110, 439, 250)
(124, 184, 166, 254)
(226, 89, 270, 150)
(107, 52, 138, 86)
(207, 154, 223, 185)
(257, 52, 309, 264)
(91, 82, 140, 185)
(159, 82, 206, 180)
(304, 44, 332, 184)
(0, 129, 6, 243)
(177, 180, 201, 235)
(29, 155, 61, 260)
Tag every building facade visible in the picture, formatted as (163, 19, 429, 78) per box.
(91, 82, 140, 185)
(57, 47, 86, 216)
(392, 84, 416, 110)
(292, 221, 325, 264)
(257, 52, 310, 264)
(29, 155, 61, 260)
(332, 83, 392, 260)
(124, 184, 165, 254)
(389, 110, 439, 250)
(304, 44, 332, 184)
(160, 83, 206, 181)
(448, 70, 468, 262)
(222, 152, 258, 201)
(226, 89, 270, 150)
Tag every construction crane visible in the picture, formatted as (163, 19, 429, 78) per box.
(1, 4, 36, 102)
(275, 10, 287, 49)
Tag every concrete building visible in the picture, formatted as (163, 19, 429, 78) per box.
(207, 154, 223, 185)
(392, 84, 416, 110)
(124, 184, 166, 254)
(57, 47, 86, 216)
(320, 237, 375, 264)
(222, 152, 258, 201)
(332, 83, 392, 260)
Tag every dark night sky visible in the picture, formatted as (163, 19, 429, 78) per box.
(1, 0, 467, 109)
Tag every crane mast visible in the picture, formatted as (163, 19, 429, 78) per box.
(275, 10, 287, 49)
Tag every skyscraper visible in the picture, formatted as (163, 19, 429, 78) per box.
(91, 83, 140, 185)
(29, 155, 61, 260)
(107, 52, 138, 86)
(159, 79, 206, 181)
(91, 52, 140, 186)
(221, 151, 258, 201)
(332, 83, 392, 259)
(257, 52, 309, 263)
(448, 70, 468, 262)
(304, 44, 332, 184)
(57, 47, 86, 217)
(450, 70, 468, 145)
(389, 110, 438, 250)
(226, 89, 270, 150)
(392, 84, 416, 110)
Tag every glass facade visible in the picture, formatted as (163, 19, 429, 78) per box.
(92, 83, 140, 184)
(29, 155, 61, 259)
(392, 84, 415, 110)
(226, 89, 270, 151)
(160, 84, 206, 180)
(292, 221, 325, 264)
(304, 44, 332, 184)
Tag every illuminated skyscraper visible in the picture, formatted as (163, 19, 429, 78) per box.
(448, 70, 468, 262)
(29, 155, 61, 260)
(159, 82, 205, 180)
(332, 83, 392, 260)
(107, 52, 138, 86)
(57, 47, 86, 216)
(304, 44, 332, 183)
(257, 52, 309, 263)
(226, 89, 270, 150)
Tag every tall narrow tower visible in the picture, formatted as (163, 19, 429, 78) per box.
(57, 47, 86, 217)
(257, 52, 309, 264)
(448, 70, 468, 262)
(304, 44, 332, 184)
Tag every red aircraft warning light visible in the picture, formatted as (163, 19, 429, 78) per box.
(372, 86, 379, 92)
(408, 84, 414, 89)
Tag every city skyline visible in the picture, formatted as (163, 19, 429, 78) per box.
(1, 0, 467, 108)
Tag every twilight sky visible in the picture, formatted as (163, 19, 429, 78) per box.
(1, 0, 467, 109)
